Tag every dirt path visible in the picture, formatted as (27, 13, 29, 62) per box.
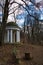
(0, 44, 43, 65)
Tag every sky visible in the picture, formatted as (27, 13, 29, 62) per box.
(0, 0, 43, 27)
(36, 0, 42, 3)
(8, 0, 43, 27)
(8, 0, 42, 20)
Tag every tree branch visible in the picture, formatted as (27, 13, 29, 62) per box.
(9, 5, 18, 12)
(14, 1, 39, 20)
(0, 3, 4, 9)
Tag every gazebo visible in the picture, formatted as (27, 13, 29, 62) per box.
(4, 22, 20, 43)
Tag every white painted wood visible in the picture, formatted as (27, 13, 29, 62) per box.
(16, 31, 20, 42)
(6, 27, 20, 30)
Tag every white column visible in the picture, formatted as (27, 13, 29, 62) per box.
(16, 31, 20, 42)
(10, 30, 12, 43)
(7, 30, 9, 42)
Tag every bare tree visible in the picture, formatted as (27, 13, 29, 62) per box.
(0, 0, 23, 44)
(0, 0, 41, 45)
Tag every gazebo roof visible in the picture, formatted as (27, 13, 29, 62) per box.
(6, 22, 20, 28)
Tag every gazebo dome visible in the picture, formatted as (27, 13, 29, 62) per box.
(6, 22, 19, 28)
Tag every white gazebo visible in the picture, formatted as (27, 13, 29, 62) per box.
(4, 22, 20, 43)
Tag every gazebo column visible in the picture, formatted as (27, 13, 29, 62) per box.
(10, 30, 13, 43)
(16, 31, 20, 42)
(7, 30, 9, 42)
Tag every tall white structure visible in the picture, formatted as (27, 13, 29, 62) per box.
(2, 22, 20, 43)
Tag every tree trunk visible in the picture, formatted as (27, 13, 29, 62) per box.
(0, 0, 9, 45)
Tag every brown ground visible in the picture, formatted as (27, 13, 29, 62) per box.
(0, 43, 43, 65)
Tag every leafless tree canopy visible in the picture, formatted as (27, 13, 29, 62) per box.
(0, 0, 42, 44)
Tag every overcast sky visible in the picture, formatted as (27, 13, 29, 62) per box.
(0, 0, 43, 27)
(36, 0, 42, 3)
(8, 0, 42, 21)
(8, 0, 42, 23)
